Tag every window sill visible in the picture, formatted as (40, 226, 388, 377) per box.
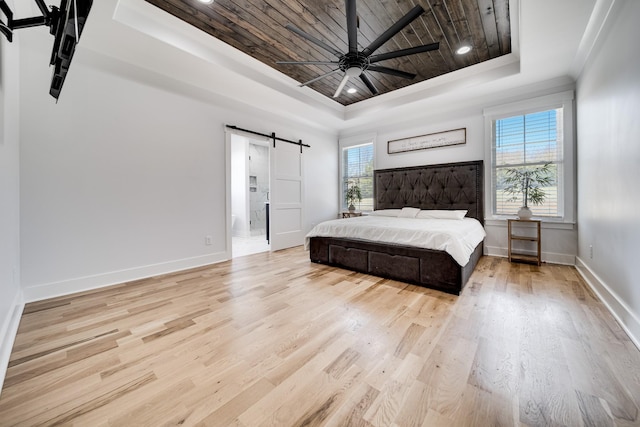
(485, 217, 576, 230)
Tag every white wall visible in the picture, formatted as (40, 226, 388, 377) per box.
(0, 0, 24, 391)
(341, 84, 578, 265)
(374, 115, 484, 170)
(18, 32, 338, 302)
(575, 0, 640, 346)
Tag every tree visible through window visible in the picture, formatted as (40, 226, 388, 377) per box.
(342, 143, 374, 211)
(494, 108, 563, 217)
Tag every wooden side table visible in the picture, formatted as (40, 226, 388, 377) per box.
(508, 219, 541, 266)
(342, 211, 363, 218)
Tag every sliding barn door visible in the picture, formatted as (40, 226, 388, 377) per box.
(269, 140, 304, 251)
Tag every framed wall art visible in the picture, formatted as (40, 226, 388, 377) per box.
(388, 128, 466, 154)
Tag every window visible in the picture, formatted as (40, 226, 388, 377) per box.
(341, 142, 374, 211)
(494, 109, 563, 217)
(485, 91, 575, 222)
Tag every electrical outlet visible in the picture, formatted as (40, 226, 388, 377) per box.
(205, 235, 213, 246)
(589, 245, 593, 259)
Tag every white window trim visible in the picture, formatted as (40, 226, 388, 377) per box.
(338, 133, 377, 213)
(483, 90, 575, 223)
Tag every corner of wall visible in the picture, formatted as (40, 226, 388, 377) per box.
(0, 0, 23, 396)
(575, 257, 640, 350)
(21, 251, 229, 303)
(0, 290, 25, 395)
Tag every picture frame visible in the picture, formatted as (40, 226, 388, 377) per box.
(387, 128, 466, 154)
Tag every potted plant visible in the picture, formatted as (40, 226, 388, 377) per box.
(502, 163, 553, 219)
(345, 181, 362, 212)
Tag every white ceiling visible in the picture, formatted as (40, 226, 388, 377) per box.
(16, 0, 610, 132)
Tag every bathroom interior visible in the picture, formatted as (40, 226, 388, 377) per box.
(230, 134, 270, 257)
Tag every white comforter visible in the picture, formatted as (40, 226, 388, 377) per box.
(304, 216, 486, 266)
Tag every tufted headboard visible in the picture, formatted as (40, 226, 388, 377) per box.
(374, 160, 484, 225)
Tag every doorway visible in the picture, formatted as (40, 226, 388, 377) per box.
(230, 133, 270, 257)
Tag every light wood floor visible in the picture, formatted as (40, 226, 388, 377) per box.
(1, 248, 639, 426)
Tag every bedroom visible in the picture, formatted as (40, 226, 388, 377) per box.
(1, 0, 639, 424)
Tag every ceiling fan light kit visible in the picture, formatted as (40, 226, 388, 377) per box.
(277, 0, 440, 99)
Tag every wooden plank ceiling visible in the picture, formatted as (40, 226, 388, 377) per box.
(144, 0, 511, 106)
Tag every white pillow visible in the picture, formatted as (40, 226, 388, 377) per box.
(398, 207, 421, 218)
(369, 209, 401, 217)
(416, 209, 468, 220)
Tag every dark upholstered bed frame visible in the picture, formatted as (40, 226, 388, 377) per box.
(309, 160, 484, 295)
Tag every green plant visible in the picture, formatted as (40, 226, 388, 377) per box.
(502, 163, 553, 208)
(345, 181, 362, 209)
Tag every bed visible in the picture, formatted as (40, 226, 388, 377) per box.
(307, 160, 484, 295)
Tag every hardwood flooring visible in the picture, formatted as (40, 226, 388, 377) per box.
(1, 248, 639, 426)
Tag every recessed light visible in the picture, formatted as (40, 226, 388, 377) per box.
(347, 88, 357, 94)
(197, 0, 214, 4)
(456, 45, 471, 55)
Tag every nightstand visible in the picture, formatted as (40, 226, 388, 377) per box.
(342, 211, 363, 218)
(508, 219, 541, 266)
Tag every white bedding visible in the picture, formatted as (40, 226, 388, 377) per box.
(304, 216, 486, 266)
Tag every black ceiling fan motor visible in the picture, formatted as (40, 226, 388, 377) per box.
(277, 0, 440, 98)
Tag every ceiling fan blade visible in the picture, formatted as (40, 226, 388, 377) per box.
(369, 42, 440, 63)
(277, 61, 340, 66)
(362, 5, 425, 56)
(360, 73, 378, 95)
(346, 0, 358, 54)
(333, 73, 350, 98)
(285, 24, 343, 58)
(299, 69, 342, 87)
(367, 65, 416, 79)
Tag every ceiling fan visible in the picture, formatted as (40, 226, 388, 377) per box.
(276, 0, 440, 98)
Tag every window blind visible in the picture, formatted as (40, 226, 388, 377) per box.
(494, 108, 563, 217)
(342, 143, 374, 211)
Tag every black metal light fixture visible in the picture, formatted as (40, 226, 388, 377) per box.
(0, 0, 93, 100)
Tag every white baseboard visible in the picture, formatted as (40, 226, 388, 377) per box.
(575, 257, 640, 350)
(0, 290, 25, 396)
(484, 245, 576, 265)
(22, 251, 229, 303)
